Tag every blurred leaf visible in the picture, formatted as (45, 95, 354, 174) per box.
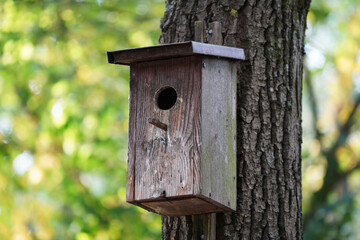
(0, 0, 164, 239)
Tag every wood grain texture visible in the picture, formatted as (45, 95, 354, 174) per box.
(130, 56, 202, 202)
(107, 41, 245, 65)
(192, 214, 216, 240)
(127, 55, 237, 216)
(207, 22, 222, 45)
(126, 67, 137, 202)
(192, 22, 221, 240)
(142, 197, 223, 217)
(199, 57, 237, 211)
(194, 21, 204, 43)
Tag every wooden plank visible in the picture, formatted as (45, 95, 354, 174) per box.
(141, 197, 223, 216)
(194, 21, 205, 42)
(107, 41, 245, 65)
(195, 194, 234, 211)
(200, 57, 237, 211)
(192, 214, 216, 240)
(208, 213, 216, 240)
(132, 56, 202, 202)
(192, 56, 202, 196)
(126, 66, 137, 202)
(208, 22, 222, 45)
(191, 42, 244, 61)
(193, 21, 220, 240)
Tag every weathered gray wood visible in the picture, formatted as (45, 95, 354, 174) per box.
(194, 21, 204, 43)
(207, 22, 222, 45)
(107, 41, 245, 65)
(125, 54, 237, 216)
(192, 214, 216, 240)
(131, 57, 201, 203)
(142, 197, 223, 217)
(120, 40, 239, 216)
(193, 22, 223, 240)
(199, 57, 237, 211)
(208, 214, 216, 240)
(126, 67, 137, 202)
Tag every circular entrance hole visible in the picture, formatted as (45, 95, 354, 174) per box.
(156, 87, 177, 110)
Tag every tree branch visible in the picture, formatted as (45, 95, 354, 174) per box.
(304, 69, 323, 145)
(328, 95, 360, 152)
(304, 94, 360, 229)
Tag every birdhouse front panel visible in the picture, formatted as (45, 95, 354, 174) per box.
(128, 56, 202, 203)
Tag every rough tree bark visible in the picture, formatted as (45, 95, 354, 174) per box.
(159, 0, 311, 239)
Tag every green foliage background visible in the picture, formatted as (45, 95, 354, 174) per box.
(1, 0, 360, 239)
(0, 0, 164, 239)
(303, 0, 360, 239)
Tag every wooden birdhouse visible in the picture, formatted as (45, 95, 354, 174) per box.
(107, 41, 245, 216)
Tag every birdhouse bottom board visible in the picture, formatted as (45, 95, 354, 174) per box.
(126, 56, 236, 216)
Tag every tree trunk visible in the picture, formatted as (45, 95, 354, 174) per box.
(159, 0, 311, 239)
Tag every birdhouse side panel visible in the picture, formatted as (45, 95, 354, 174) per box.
(129, 57, 202, 202)
(200, 57, 237, 211)
(126, 66, 138, 203)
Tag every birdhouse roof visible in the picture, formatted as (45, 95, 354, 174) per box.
(107, 41, 245, 65)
